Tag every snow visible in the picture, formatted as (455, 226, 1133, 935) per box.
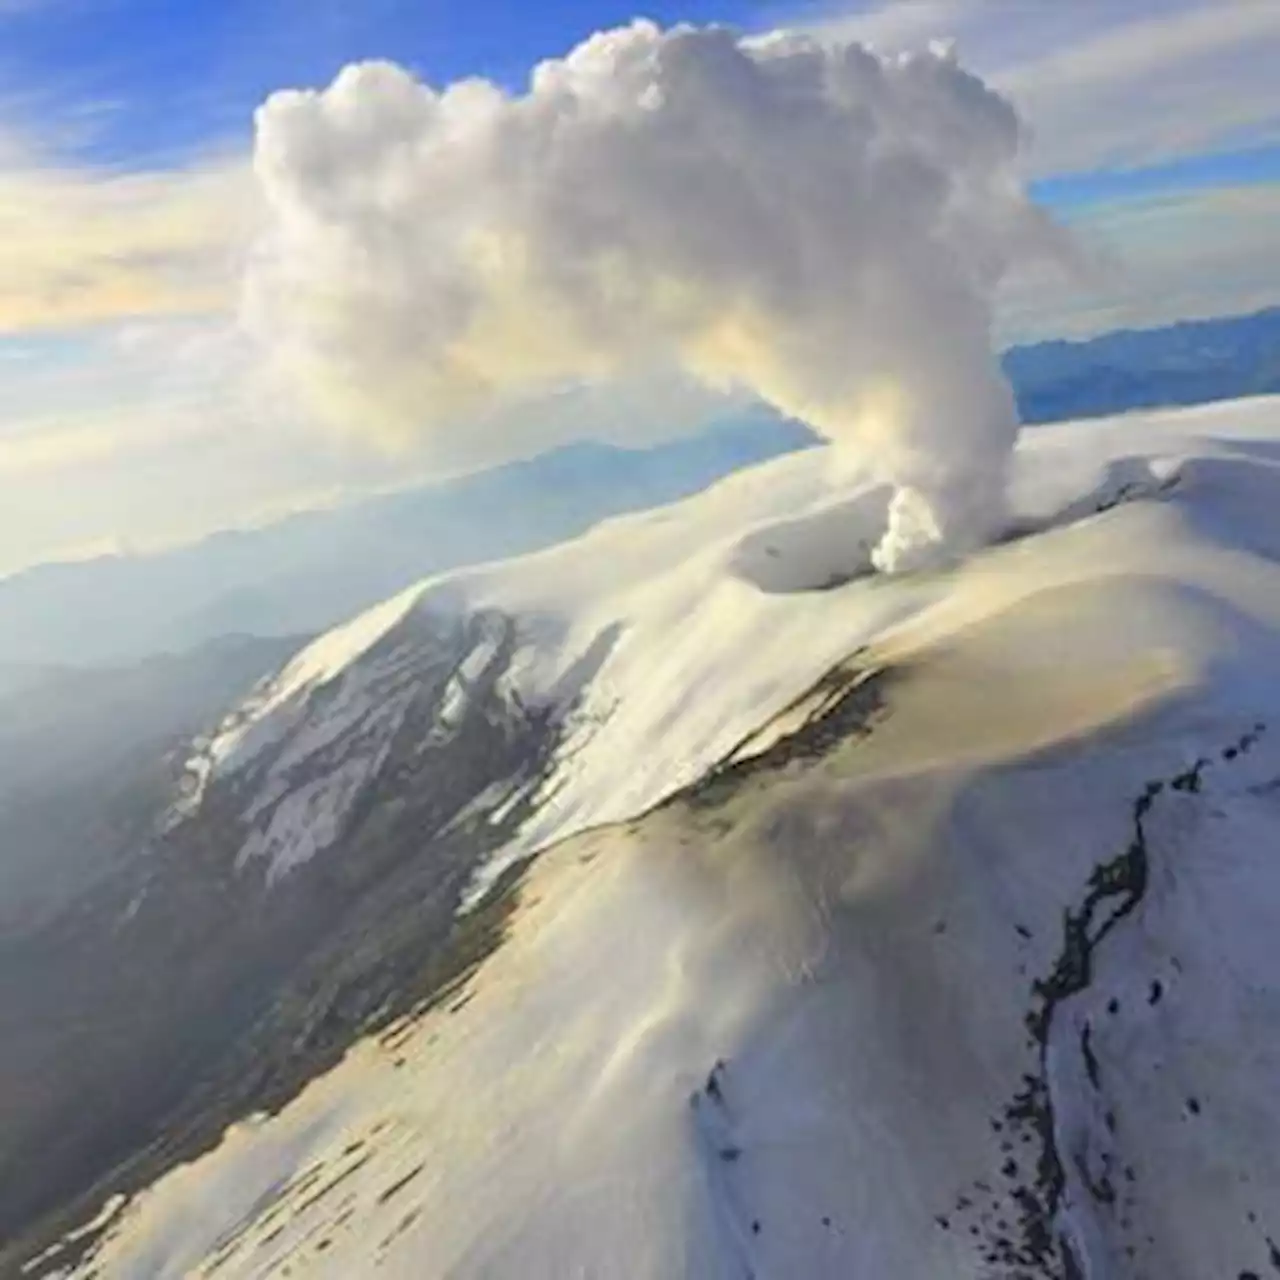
(170, 597, 485, 880)
(166, 394, 1280, 891)
(161, 585, 431, 842)
(86, 395, 1280, 1277)
(236, 756, 385, 882)
(451, 393, 1280, 884)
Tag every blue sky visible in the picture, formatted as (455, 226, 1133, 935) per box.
(0, 0, 754, 163)
(1031, 143, 1280, 210)
(1, 0, 1280, 574)
(5, 0, 1280, 200)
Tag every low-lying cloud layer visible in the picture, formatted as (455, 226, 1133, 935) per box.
(244, 21, 1060, 570)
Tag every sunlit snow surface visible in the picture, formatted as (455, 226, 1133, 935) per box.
(88, 397, 1280, 1278)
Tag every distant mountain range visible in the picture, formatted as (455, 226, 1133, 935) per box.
(1, 306, 1277, 673)
(1005, 305, 1280, 424)
(0, 415, 816, 670)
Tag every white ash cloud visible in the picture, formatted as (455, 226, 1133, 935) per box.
(243, 21, 1062, 571)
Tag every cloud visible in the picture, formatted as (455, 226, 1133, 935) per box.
(0, 319, 250, 484)
(0, 317, 400, 577)
(0, 155, 252, 332)
(799, 0, 971, 53)
(998, 181, 1280, 342)
(999, 1, 1280, 173)
(803, 1, 1280, 174)
(0, 409, 181, 475)
(244, 22, 1062, 571)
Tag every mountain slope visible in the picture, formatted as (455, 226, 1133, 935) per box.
(102, 619, 1280, 1280)
(9, 396, 1280, 1279)
(0, 635, 305, 932)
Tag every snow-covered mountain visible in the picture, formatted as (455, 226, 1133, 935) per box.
(10, 395, 1280, 1280)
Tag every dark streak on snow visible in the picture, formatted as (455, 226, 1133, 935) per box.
(961, 722, 1267, 1279)
(375, 1163, 426, 1207)
(678, 653, 892, 812)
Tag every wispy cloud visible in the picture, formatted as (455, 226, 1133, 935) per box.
(0, 316, 385, 575)
(0, 153, 251, 332)
(1001, 2, 1280, 172)
(801, 0, 1280, 174)
(0, 407, 186, 475)
(0, 33, 252, 333)
(998, 181, 1280, 341)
